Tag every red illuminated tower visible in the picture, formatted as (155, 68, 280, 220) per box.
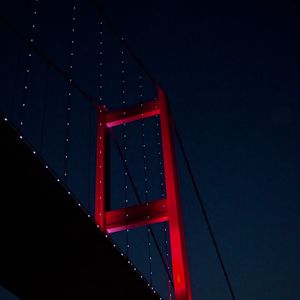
(95, 88, 192, 300)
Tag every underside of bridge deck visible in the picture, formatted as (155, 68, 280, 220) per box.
(0, 117, 160, 300)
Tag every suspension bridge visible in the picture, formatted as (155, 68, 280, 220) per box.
(0, 1, 237, 299)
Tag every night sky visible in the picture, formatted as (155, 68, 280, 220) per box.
(1, 0, 300, 299)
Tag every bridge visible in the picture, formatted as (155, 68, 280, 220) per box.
(0, 115, 160, 299)
(0, 1, 237, 299)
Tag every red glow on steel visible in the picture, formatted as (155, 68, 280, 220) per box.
(95, 105, 108, 229)
(95, 88, 192, 300)
(106, 199, 168, 233)
(105, 100, 159, 128)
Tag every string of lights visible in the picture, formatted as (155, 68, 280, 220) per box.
(138, 72, 153, 285)
(40, 64, 50, 155)
(19, 0, 40, 129)
(98, 19, 104, 104)
(9, 41, 22, 122)
(155, 104, 173, 299)
(120, 45, 130, 256)
(89, 0, 159, 89)
(88, 18, 104, 215)
(63, 1, 78, 183)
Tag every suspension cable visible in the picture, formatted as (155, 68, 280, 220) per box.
(88, 17, 105, 213)
(40, 64, 50, 155)
(9, 40, 22, 122)
(19, 0, 40, 129)
(171, 117, 237, 300)
(154, 106, 173, 299)
(63, 0, 78, 182)
(120, 48, 130, 256)
(138, 71, 153, 285)
(88, 0, 159, 89)
(0, 16, 100, 109)
(87, 99, 92, 213)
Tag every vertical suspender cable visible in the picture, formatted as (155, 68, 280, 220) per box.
(120, 45, 130, 256)
(98, 19, 104, 104)
(19, 0, 40, 128)
(138, 71, 153, 285)
(155, 104, 173, 299)
(40, 64, 49, 155)
(63, 0, 78, 182)
(87, 97, 92, 213)
(9, 41, 22, 122)
(89, 18, 104, 214)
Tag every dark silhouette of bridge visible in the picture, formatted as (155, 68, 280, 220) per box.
(0, 1, 240, 299)
(0, 116, 160, 299)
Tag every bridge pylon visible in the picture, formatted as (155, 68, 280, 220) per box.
(95, 88, 192, 300)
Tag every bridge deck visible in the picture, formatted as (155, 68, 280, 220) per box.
(0, 117, 160, 300)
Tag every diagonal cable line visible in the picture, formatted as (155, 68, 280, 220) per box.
(110, 127, 175, 288)
(171, 116, 237, 300)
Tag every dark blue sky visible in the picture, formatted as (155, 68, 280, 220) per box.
(1, 0, 300, 299)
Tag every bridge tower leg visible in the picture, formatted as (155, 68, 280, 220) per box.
(95, 88, 192, 300)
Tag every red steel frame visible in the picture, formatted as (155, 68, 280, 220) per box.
(95, 88, 192, 300)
